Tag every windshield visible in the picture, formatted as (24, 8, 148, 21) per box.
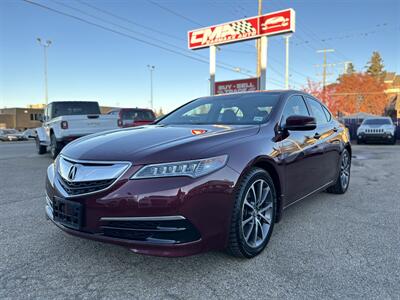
(52, 102, 100, 118)
(122, 109, 155, 121)
(158, 93, 280, 125)
(363, 118, 392, 125)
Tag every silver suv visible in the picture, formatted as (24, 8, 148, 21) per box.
(357, 117, 396, 144)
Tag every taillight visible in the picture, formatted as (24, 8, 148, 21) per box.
(61, 121, 68, 129)
(118, 119, 123, 127)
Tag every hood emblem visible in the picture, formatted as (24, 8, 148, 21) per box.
(191, 129, 207, 135)
(68, 165, 78, 181)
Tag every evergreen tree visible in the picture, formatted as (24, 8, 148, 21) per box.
(366, 51, 385, 79)
(346, 62, 355, 74)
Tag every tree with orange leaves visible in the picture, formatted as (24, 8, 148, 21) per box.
(303, 73, 387, 116)
(329, 73, 387, 115)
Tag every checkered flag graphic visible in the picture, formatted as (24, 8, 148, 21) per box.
(230, 20, 256, 34)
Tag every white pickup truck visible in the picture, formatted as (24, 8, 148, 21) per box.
(36, 101, 119, 158)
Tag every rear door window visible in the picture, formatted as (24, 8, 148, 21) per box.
(52, 102, 100, 118)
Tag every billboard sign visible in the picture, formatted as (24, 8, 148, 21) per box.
(188, 9, 295, 50)
(215, 78, 259, 95)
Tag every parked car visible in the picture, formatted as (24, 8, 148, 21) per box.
(35, 101, 119, 158)
(22, 128, 37, 139)
(45, 91, 351, 258)
(107, 108, 156, 128)
(356, 117, 396, 144)
(0, 129, 27, 141)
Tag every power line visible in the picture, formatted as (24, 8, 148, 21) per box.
(22, 0, 254, 77)
(147, 0, 203, 27)
(53, 0, 254, 76)
(77, 0, 184, 42)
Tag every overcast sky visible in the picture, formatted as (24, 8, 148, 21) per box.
(1, 0, 399, 112)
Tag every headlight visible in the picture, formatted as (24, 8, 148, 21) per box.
(131, 155, 228, 179)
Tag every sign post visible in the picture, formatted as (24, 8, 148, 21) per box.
(188, 8, 295, 94)
(260, 36, 267, 90)
(210, 45, 216, 95)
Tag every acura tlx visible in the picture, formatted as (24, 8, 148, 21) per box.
(45, 91, 351, 258)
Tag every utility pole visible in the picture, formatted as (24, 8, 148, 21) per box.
(256, 0, 262, 84)
(147, 65, 155, 109)
(36, 38, 51, 105)
(316, 49, 334, 98)
(284, 34, 291, 89)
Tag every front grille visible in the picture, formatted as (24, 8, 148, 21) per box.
(101, 219, 201, 244)
(58, 176, 115, 196)
(365, 128, 384, 133)
(56, 156, 131, 196)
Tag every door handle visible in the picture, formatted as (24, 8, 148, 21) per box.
(314, 133, 322, 139)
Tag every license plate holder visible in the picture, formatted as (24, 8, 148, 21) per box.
(53, 197, 83, 230)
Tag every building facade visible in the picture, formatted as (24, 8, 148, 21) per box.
(0, 108, 44, 130)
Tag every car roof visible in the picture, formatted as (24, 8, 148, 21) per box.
(112, 108, 153, 111)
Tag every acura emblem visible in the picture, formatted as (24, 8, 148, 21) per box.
(68, 165, 78, 181)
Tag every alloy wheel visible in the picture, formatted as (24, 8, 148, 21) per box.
(241, 179, 273, 248)
(340, 151, 350, 189)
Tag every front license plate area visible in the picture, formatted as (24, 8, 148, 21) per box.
(53, 197, 83, 230)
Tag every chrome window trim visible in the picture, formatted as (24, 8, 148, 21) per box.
(56, 155, 132, 198)
(100, 216, 186, 222)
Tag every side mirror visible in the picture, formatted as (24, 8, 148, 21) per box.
(285, 115, 316, 131)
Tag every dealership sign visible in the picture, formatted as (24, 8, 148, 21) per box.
(188, 9, 295, 49)
(215, 78, 259, 95)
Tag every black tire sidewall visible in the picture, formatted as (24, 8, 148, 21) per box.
(235, 168, 277, 257)
(50, 134, 60, 159)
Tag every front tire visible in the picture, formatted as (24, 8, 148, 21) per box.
(227, 168, 277, 258)
(327, 149, 351, 194)
(35, 137, 46, 155)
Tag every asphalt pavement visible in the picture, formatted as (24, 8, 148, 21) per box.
(1, 141, 399, 299)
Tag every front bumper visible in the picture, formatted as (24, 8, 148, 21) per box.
(45, 163, 239, 256)
(357, 132, 394, 142)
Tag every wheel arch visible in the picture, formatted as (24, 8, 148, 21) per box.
(238, 157, 284, 223)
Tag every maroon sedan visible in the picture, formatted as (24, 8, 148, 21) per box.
(107, 108, 156, 128)
(45, 91, 351, 258)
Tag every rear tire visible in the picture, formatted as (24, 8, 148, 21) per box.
(327, 149, 351, 194)
(35, 137, 46, 155)
(357, 138, 363, 145)
(227, 168, 277, 258)
(50, 134, 62, 159)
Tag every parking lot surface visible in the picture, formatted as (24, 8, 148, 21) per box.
(1, 141, 399, 299)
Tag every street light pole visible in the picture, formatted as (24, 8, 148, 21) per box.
(37, 38, 52, 105)
(147, 65, 155, 110)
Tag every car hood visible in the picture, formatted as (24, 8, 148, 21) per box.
(61, 124, 260, 164)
